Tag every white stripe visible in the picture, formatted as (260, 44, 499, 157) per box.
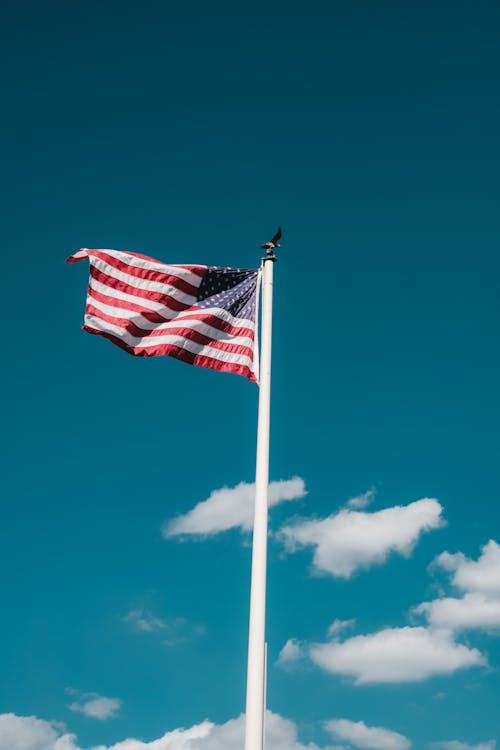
(89, 278, 170, 312)
(84, 248, 205, 288)
(91, 257, 198, 305)
(70, 249, 89, 261)
(87, 295, 176, 325)
(87, 296, 255, 347)
(85, 315, 254, 367)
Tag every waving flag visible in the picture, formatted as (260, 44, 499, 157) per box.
(67, 248, 260, 381)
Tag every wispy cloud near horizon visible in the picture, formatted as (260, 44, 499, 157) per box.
(0, 710, 347, 750)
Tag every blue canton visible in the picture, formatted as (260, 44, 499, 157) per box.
(197, 267, 259, 320)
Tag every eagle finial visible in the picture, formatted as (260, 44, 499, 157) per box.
(261, 227, 282, 256)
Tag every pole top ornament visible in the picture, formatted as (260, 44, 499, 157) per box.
(261, 227, 281, 261)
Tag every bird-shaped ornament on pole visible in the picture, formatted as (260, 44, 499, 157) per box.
(261, 227, 281, 257)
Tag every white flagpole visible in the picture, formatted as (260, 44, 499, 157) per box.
(244, 252, 275, 750)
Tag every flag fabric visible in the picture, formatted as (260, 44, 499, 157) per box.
(67, 248, 261, 382)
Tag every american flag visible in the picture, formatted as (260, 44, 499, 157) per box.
(67, 248, 261, 382)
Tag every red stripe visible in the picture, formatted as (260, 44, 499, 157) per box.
(82, 325, 257, 382)
(85, 304, 254, 358)
(89, 250, 203, 297)
(87, 286, 255, 338)
(90, 266, 191, 311)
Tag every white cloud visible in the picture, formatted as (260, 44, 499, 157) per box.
(279, 499, 444, 578)
(162, 619, 206, 647)
(163, 478, 307, 538)
(325, 718, 410, 750)
(0, 712, 341, 750)
(123, 610, 205, 645)
(67, 691, 120, 720)
(276, 624, 358, 670)
(415, 541, 500, 634)
(0, 713, 79, 750)
(309, 626, 485, 684)
(434, 541, 500, 595)
(432, 741, 496, 750)
(124, 610, 168, 633)
(327, 619, 356, 637)
(414, 593, 500, 632)
(276, 638, 305, 667)
(346, 489, 376, 510)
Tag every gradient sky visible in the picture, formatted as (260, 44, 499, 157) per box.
(1, 2, 500, 749)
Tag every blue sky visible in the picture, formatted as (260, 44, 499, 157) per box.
(1, 1, 500, 749)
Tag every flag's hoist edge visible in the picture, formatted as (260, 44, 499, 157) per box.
(67, 248, 261, 382)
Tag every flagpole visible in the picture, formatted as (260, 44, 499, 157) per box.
(244, 251, 275, 750)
